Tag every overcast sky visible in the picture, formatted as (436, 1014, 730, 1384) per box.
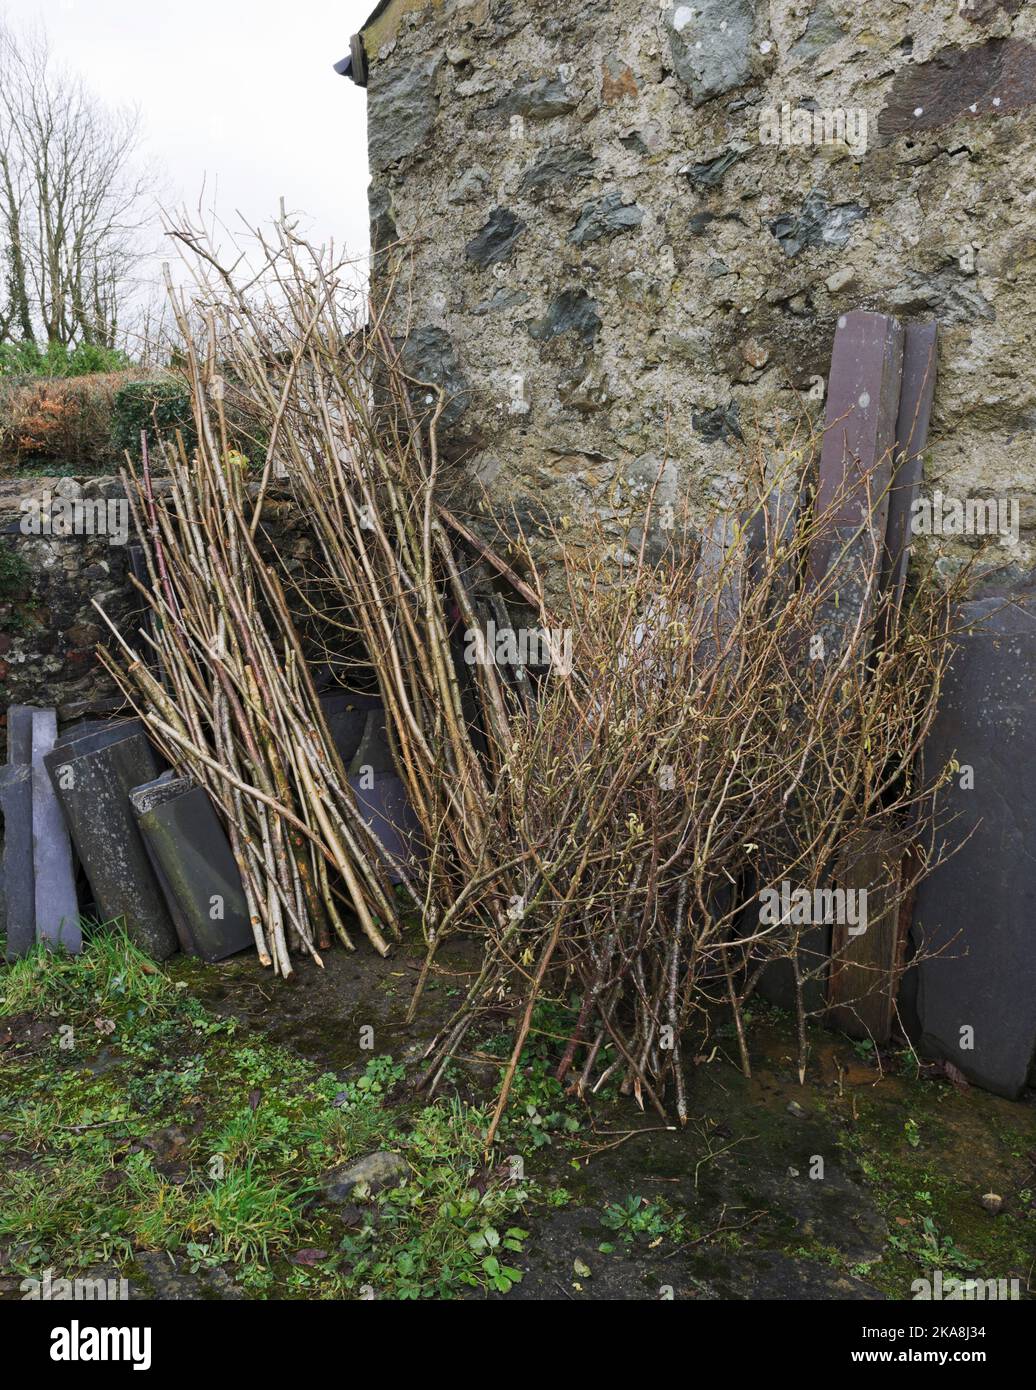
(4, 0, 375, 270)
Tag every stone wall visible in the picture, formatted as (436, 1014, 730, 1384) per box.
(359, 0, 1036, 580)
(0, 477, 326, 732)
(0, 478, 138, 724)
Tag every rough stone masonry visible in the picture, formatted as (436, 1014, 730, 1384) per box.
(351, 0, 1036, 582)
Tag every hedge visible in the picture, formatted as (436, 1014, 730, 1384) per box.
(110, 379, 195, 460)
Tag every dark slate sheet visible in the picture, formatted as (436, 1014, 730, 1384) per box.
(45, 731, 179, 960)
(913, 587, 1036, 1098)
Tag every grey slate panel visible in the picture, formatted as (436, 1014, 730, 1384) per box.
(1, 763, 34, 960)
(348, 710, 422, 883)
(880, 321, 938, 625)
(913, 587, 1036, 1098)
(809, 311, 905, 660)
(131, 776, 253, 962)
(45, 731, 178, 960)
(29, 708, 80, 953)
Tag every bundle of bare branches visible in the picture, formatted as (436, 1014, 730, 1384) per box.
(413, 458, 970, 1142)
(96, 217, 967, 1129)
(95, 297, 411, 972)
(97, 214, 528, 975)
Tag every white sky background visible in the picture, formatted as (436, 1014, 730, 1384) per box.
(3, 0, 376, 315)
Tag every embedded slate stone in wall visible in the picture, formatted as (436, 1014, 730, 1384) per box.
(569, 190, 644, 245)
(769, 192, 868, 259)
(879, 40, 1036, 136)
(518, 146, 597, 202)
(665, 0, 755, 106)
(491, 76, 579, 120)
(398, 326, 471, 427)
(465, 207, 527, 265)
(913, 586, 1036, 1099)
(367, 55, 441, 171)
(529, 291, 601, 347)
(790, 3, 846, 64)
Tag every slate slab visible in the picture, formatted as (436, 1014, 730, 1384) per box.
(348, 710, 422, 883)
(131, 775, 253, 963)
(45, 731, 178, 960)
(826, 823, 905, 1043)
(6, 704, 35, 765)
(320, 693, 381, 770)
(29, 708, 80, 953)
(55, 717, 146, 754)
(809, 310, 904, 661)
(0, 762, 34, 960)
(128, 773, 200, 956)
(913, 586, 1036, 1097)
(879, 320, 938, 639)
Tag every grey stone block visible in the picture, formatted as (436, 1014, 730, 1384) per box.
(368, 55, 441, 171)
(666, 0, 754, 106)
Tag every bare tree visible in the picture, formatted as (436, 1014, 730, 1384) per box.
(0, 20, 157, 351)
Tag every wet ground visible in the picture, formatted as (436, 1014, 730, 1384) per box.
(2, 937, 1034, 1300)
(174, 945, 1036, 1300)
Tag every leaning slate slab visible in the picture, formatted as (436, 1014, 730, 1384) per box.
(348, 709, 422, 883)
(913, 587, 1036, 1098)
(29, 708, 80, 953)
(128, 773, 200, 956)
(6, 703, 35, 765)
(130, 775, 253, 963)
(55, 717, 146, 755)
(45, 731, 178, 960)
(881, 320, 938, 620)
(0, 763, 34, 960)
(320, 693, 381, 769)
(809, 310, 904, 660)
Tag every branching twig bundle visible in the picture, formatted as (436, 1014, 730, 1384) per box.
(415, 457, 970, 1142)
(95, 314, 409, 972)
(96, 216, 969, 1129)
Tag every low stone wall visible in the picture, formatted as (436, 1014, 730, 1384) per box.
(0, 476, 324, 733)
(0, 477, 138, 724)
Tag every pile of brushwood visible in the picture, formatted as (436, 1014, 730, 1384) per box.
(99, 218, 968, 1137)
